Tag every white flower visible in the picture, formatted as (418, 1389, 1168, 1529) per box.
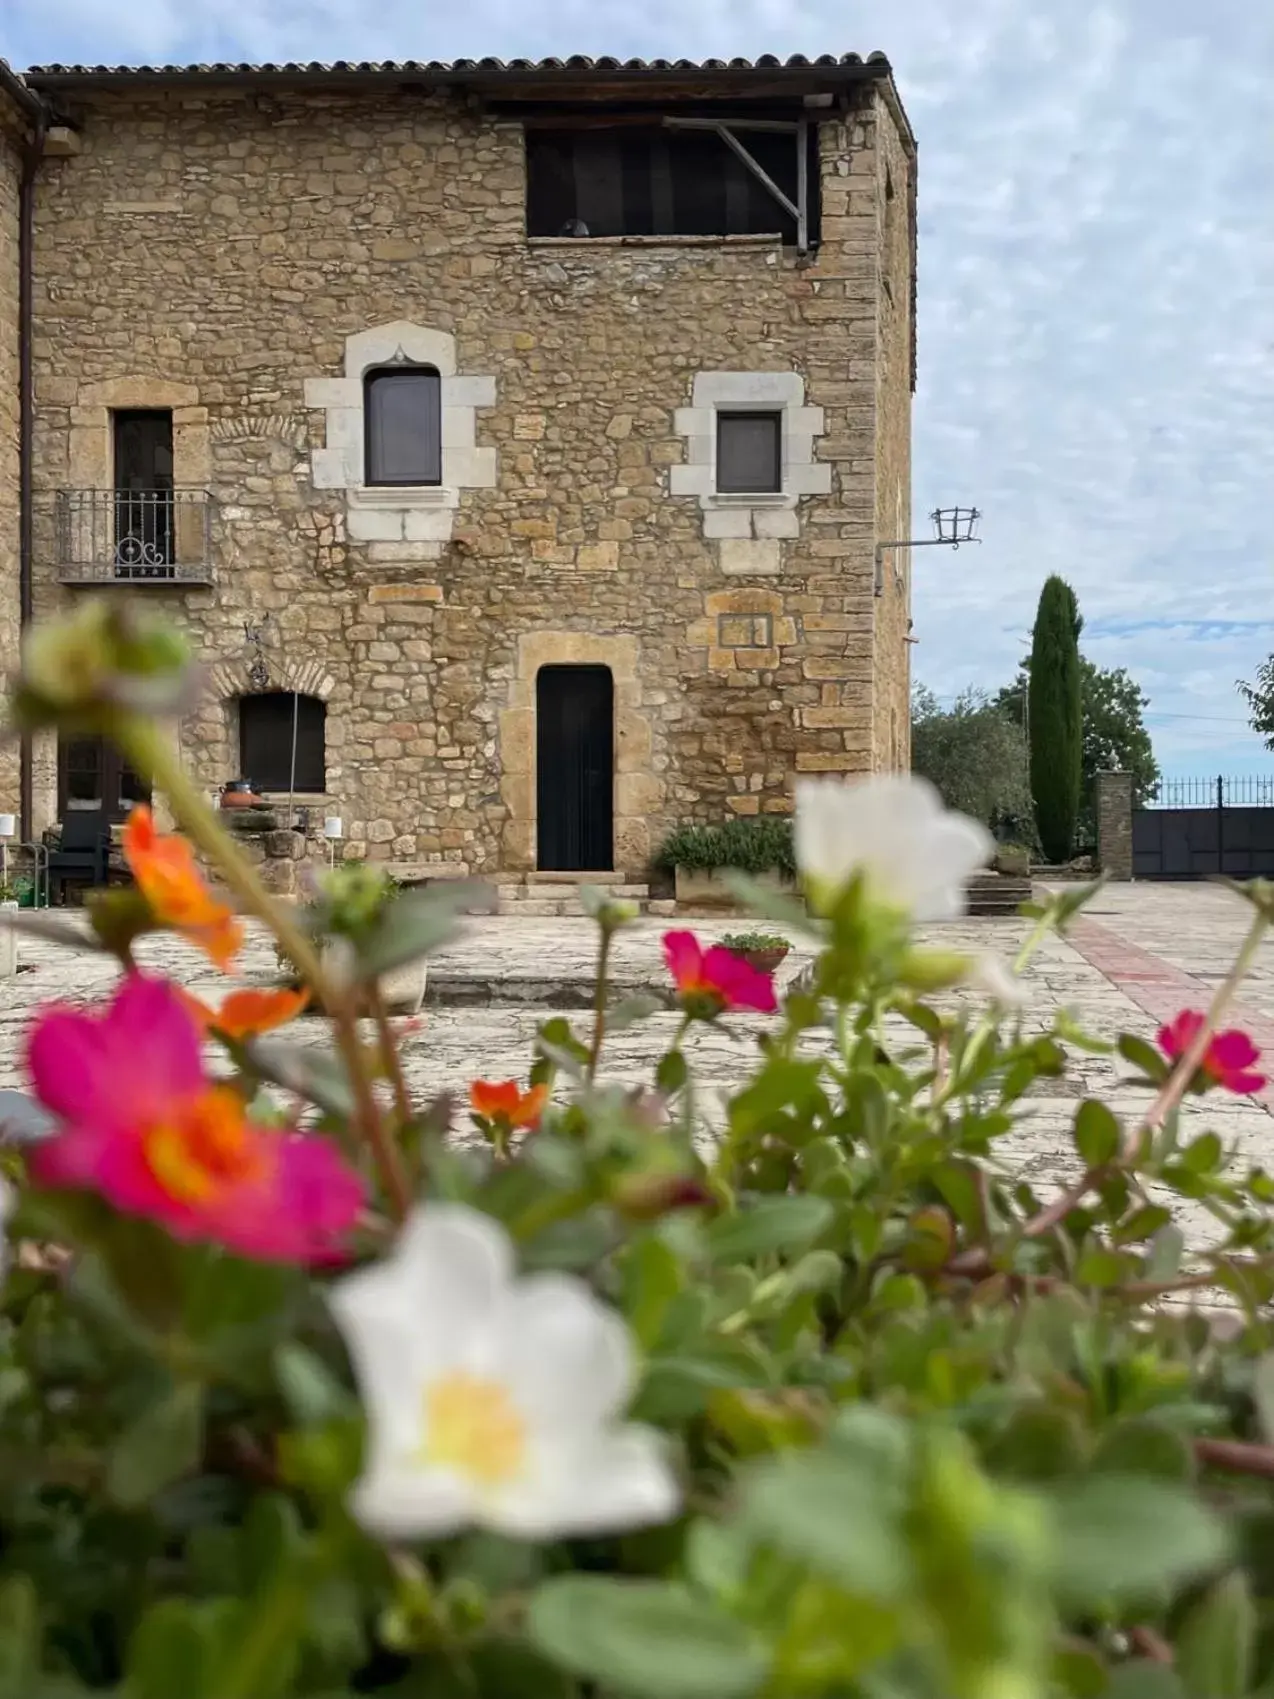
(794, 775, 993, 920)
(329, 1203, 680, 1541)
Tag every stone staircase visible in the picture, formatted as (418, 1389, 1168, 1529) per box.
(495, 873, 674, 918)
(966, 872, 1034, 917)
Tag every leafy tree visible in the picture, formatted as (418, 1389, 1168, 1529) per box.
(1238, 656, 1274, 748)
(1027, 576, 1083, 862)
(911, 686, 1035, 845)
(1001, 658, 1160, 837)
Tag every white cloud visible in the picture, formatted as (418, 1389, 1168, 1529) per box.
(10, 0, 1274, 774)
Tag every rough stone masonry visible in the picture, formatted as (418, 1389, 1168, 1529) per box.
(0, 54, 916, 880)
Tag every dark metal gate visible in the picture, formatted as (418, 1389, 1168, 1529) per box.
(1132, 775, 1274, 880)
(536, 665, 614, 871)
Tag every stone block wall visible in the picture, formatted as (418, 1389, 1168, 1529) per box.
(25, 78, 914, 877)
(0, 104, 22, 821)
(1096, 770, 1134, 881)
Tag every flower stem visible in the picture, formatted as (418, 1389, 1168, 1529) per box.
(586, 925, 614, 1084)
(368, 979, 414, 1132)
(113, 716, 409, 1222)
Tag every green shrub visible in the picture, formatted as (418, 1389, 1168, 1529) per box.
(1028, 576, 1083, 862)
(721, 930, 790, 952)
(655, 816, 795, 876)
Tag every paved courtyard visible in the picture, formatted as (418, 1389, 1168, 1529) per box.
(2, 882, 1273, 1240)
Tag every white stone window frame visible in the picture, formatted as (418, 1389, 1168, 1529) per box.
(670, 372, 829, 548)
(304, 322, 496, 545)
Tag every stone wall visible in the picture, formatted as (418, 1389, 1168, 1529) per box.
(869, 93, 915, 772)
(27, 81, 914, 876)
(1096, 770, 1134, 881)
(0, 104, 23, 821)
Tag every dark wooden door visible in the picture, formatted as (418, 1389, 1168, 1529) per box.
(58, 736, 151, 827)
(113, 409, 174, 576)
(536, 665, 614, 871)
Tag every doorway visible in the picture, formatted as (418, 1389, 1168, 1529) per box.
(536, 665, 614, 871)
(113, 409, 175, 577)
(58, 735, 151, 828)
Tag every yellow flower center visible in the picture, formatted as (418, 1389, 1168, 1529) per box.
(143, 1087, 271, 1205)
(422, 1371, 527, 1488)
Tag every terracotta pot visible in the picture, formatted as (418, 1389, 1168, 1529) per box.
(733, 945, 789, 976)
(219, 780, 261, 810)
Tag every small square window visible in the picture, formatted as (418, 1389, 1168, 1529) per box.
(716, 411, 782, 495)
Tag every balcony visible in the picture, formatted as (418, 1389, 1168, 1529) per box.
(55, 489, 214, 586)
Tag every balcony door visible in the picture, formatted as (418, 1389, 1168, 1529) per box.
(58, 736, 151, 829)
(113, 409, 174, 578)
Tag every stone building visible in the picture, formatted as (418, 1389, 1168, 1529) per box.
(0, 52, 916, 883)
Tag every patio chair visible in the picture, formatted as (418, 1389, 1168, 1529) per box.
(46, 812, 110, 905)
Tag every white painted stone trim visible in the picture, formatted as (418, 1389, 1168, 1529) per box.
(671, 372, 829, 565)
(304, 322, 496, 546)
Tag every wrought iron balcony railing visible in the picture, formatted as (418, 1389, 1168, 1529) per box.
(55, 489, 214, 585)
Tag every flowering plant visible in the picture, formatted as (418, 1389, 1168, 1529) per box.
(2, 602, 1274, 1697)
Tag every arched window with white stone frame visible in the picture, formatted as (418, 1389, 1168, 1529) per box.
(305, 323, 496, 550)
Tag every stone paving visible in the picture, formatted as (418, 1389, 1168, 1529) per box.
(1, 884, 1272, 1246)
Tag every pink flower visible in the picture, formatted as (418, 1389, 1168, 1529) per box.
(662, 930, 778, 1016)
(26, 975, 366, 1263)
(1157, 1009, 1266, 1096)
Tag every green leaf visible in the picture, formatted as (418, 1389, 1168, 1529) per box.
(0, 910, 106, 951)
(528, 1577, 768, 1699)
(470, 1638, 575, 1699)
(1051, 1641, 1107, 1697)
(1091, 1418, 1194, 1482)
(704, 1195, 833, 1264)
(0, 1577, 39, 1699)
(985, 1404, 1087, 1482)
(657, 1050, 689, 1095)
(124, 1599, 215, 1699)
(1076, 1249, 1134, 1288)
(1074, 1099, 1120, 1167)
(738, 1447, 909, 1596)
(1253, 1354, 1274, 1444)
(1113, 1205, 1173, 1245)
(275, 1343, 357, 1427)
(356, 883, 482, 976)
(107, 1380, 205, 1508)
(1049, 1475, 1228, 1605)
(1174, 1571, 1255, 1699)
(1184, 1131, 1223, 1175)
(1118, 1033, 1169, 1083)
(1103, 1667, 1185, 1699)
(621, 1236, 685, 1351)
(245, 1039, 355, 1118)
(1144, 1223, 1185, 1281)
(636, 1338, 773, 1422)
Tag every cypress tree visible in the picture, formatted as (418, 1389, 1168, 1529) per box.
(1028, 576, 1083, 862)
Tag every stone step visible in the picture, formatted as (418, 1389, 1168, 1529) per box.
(966, 873, 1033, 916)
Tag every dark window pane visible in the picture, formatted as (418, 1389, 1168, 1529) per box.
(239, 693, 326, 792)
(63, 738, 103, 804)
(717, 412, 782, 494)
(525, 127, 813, 243)
(365, 368, 441, 486)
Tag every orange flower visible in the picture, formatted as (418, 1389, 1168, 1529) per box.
(123, 805, 243, 970)
(469, 1079, 548, 1132)
(180, 986, 310, 1040)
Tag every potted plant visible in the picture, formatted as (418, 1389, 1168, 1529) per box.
(656, 817, 797, 907)
(721, 930, 791, 975)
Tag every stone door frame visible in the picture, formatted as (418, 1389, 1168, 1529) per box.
(498, 632, 662, 879)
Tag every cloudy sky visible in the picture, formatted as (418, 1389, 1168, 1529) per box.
(8, 0, 1273, 775)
